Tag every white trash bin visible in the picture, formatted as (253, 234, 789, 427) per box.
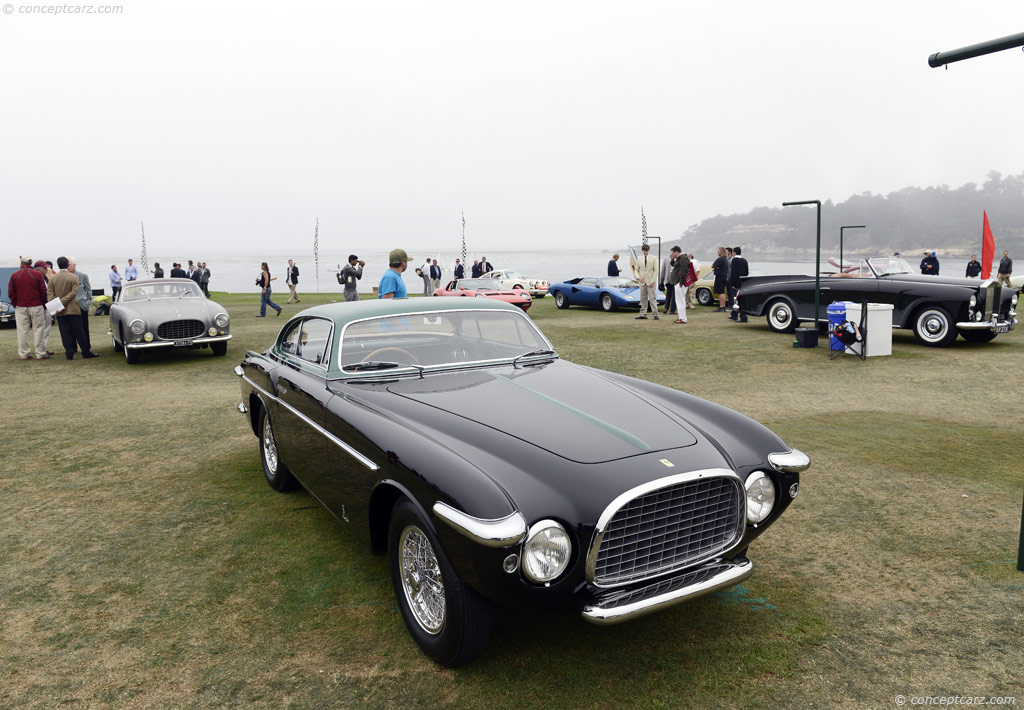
(845, 303, 893, 357)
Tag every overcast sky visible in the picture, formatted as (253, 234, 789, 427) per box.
(1, 0, 1021, 255)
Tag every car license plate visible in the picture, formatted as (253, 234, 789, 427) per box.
(174, 338, 194, 347)
(995, 325, 1009, 334)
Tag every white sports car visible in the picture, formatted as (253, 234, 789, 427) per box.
(480, 269, 548, 297)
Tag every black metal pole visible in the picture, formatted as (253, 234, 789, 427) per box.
(929, 31, 1024, 68)
(840, 225, 866, 271)
(784, 200, 822, 329)
(1017, 490, 1024, 572)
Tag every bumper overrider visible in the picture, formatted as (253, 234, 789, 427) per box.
(126, 334, 232, 349)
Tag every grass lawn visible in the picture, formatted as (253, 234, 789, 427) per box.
(2, 291, 1022, 708)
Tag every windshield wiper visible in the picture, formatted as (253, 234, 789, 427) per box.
(342, 360, 424, 377)
(512, 349, 557, 368)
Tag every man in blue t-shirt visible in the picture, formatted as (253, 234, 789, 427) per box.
(379, 248, 412, 299)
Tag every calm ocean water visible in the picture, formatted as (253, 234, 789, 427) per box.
(65, 250, 825, 296)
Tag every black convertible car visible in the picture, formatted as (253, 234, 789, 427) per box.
(735, 257, 1019, 346)
(235, 298, 809, 666)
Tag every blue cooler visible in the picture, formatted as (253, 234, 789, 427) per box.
(827, 302, 851, 350)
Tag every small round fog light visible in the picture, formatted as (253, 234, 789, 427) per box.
(789, 482, 799, 498)
(502, 554, 519, 573)
(144, 332, 154, 342)
(208, 327, 217, 337)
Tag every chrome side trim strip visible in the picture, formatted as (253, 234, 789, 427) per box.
(585, 468, 745, 587)
(432, 502, 527, 548)
(581, 558, 754, 625)
(240, 373, 380, 471)
(767, 449, 810, 473)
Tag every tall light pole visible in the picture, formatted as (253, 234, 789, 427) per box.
(783, 200, 821, 330)
(840, 225, 866, 271)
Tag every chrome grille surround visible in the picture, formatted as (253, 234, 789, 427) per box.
(157, 319, 205, 340)
(586, 468, 746, 588)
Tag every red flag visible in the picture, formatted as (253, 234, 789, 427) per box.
(981, 211, 995, 279)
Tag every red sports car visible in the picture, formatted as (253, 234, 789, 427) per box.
(432, 278, 532, 311)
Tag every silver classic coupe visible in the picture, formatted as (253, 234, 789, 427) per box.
(110, 278, 231, 364)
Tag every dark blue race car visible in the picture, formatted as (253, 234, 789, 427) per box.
(549, 276, 666, 312)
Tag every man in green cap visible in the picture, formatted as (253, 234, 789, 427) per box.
(379, 248, 411, 299)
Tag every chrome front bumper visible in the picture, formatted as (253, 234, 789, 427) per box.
(580, 557, 754, 625)
(955, 316, 1017, 332)
(125, 334, 232, 349)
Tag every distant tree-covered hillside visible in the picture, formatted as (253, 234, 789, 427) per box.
(670, 171, 1024, 259)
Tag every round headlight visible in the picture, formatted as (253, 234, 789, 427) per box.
(129, 319, 145, 335)
(522, 520, 571, 583)
(745, 471, 776, 524)
(1012, 293, 1019, 307)
(969, 295, 977, 309)
(215, 313, 229, 328)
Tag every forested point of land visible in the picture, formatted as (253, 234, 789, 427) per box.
(670, 170, 1024, 258)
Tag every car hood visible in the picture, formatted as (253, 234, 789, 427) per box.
(384, 363, 698, 463)
(117, 298, 214, 321)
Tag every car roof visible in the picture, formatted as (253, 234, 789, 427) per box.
(290, 295, 520, 329)
(124, 278, 198, 286)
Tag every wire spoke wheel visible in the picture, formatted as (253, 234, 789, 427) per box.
(399, 525, 446, 634)
(262, 415, 278, 475)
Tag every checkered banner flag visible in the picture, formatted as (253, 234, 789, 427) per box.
(461, 212, 467, 265)
(313, 217, 320, 293)
(641, 207, 648, 246)
(139, 221, 149, 275)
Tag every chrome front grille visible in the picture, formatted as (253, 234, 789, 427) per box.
(157, 319, 205, 340)
(588, 471, 744, 587)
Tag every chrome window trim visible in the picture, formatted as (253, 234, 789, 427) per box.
(585, 467, 746, 588)
(767, 449, 810, 473)
(334, 307, 555, 376)
(239, 372, 379, 471)
(432, 501, 527, 548)
(276, 316, 334, 373)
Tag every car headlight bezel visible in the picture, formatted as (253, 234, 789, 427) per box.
(215, 312, 229, 328)
(129, 319, 145, 335)
(745, 471, 776, 525)
(521, 519, 572, 584)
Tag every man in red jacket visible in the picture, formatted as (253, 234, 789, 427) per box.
(8, 255, 50, 359)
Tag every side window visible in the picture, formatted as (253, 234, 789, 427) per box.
(297, 318, 333, 366)
(279, 321, 302, 356)
(580, 278, 598, 288)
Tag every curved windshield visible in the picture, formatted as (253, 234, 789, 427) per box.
(339, 309, 553, 374)
(121, 281, 203, 301)
(502, 270, 525, 278)
(867, 258, 912, 277)
(456, 279, 504, 290)
(600, 277, 641, 288)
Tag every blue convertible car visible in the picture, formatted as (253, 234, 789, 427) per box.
(550, 277, 666, 312)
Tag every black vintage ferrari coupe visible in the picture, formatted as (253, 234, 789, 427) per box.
(235, 298, 809, 666)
